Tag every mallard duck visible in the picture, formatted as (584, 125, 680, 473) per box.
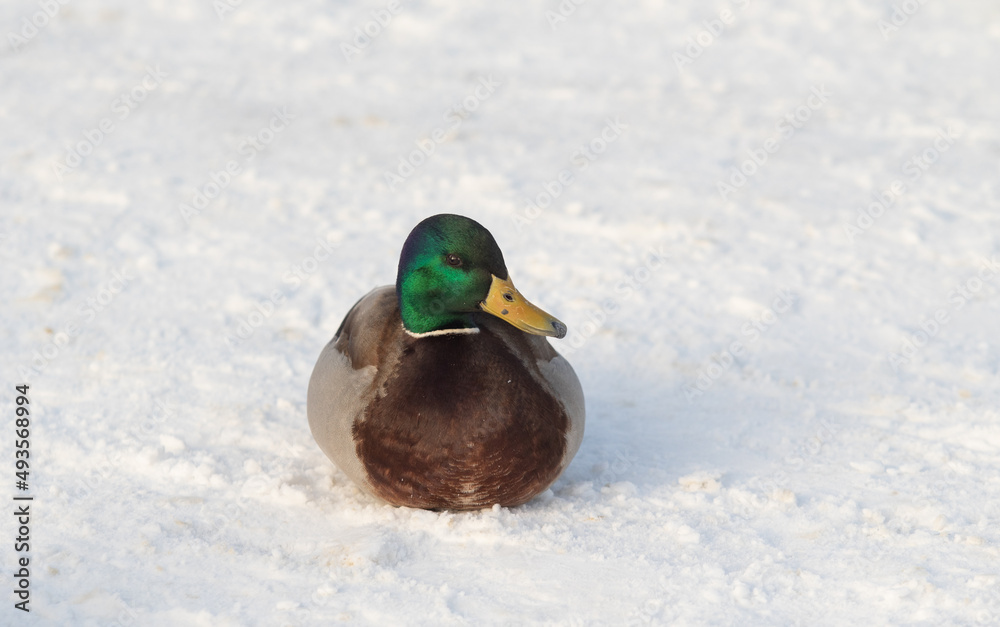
(307, 214, 585, 510)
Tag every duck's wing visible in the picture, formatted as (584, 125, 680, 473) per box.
(332, 286, 400, 368)
(307, 286, 400, 496)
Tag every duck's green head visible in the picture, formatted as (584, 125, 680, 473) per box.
(395, 214, 567, 338)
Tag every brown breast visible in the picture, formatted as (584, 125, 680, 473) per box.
(352, 323, 569, 510)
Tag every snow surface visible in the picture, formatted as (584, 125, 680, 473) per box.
(3, 0, 1000, 624)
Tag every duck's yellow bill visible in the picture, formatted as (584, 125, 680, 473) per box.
(480, 274, 567, 338)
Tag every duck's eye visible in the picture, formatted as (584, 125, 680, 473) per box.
(503, 292, 515, 302)
(445, 254, 463, 267)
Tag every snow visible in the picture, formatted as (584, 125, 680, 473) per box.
(3, 0, 1000, 624)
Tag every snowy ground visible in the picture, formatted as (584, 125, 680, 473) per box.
(3, 0, 1000, 624)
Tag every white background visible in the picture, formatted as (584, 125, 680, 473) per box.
(2, 0, 999, 624)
